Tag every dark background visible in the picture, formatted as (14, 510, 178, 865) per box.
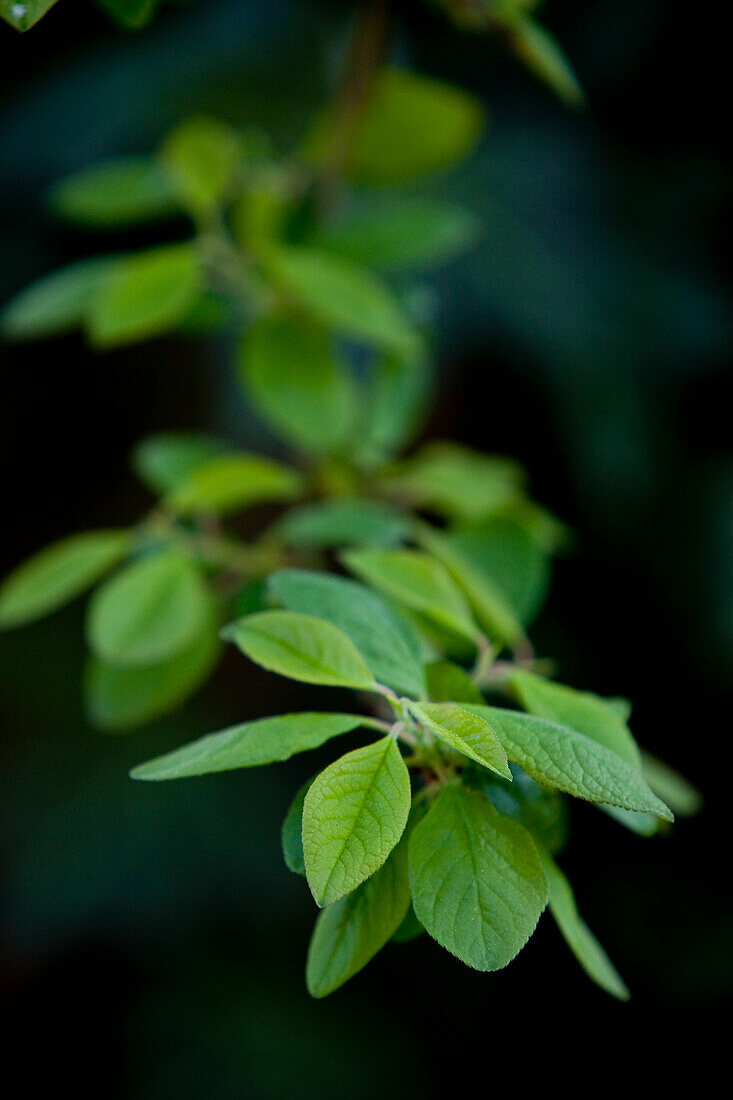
(1, 1, 730, 1095)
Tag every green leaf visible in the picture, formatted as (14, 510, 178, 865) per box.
(302, 67, 484, 184)
(0, 530, 130, 629)
(465, 763, 569, 856)
(409, 701, 510, 778)
(164, 454, 302, 516)
(87, 243, 201, 347)
(48, 157, 178, 228)
(343, 548, 479, 646)
(391, 904, 424, 943)
(272, 498, 410, 550)
(499, 12, 586, 108)
(601, 806, 659, 838)
(268, 569, 427, 700)
(408, 784, 548, 970)
(84, 619, 220, 731)
(379, 442, 523, 522)
(1, 257, 118, 340)
(261, 245, 422, 359)
(303, 736, 411, 906)
(450, 517, 551, 626)
(461, 705, 674, 820)
(414, 525, 525, 647)
(508, 669, 642, 768)
(131, 432, 228, 496)
(95, 0, 159, 28)
(131, 713, 370, 780)
(223, 610, 378, 691)
(641, 752, 702, 817)
(1, 0, 58, 31)
(86, 550, 210, 667)
(357, 352, 433, 467)
(538, 846, 629, 1000)
(160, 114, 243, 214)
(306, 832, 411, 997)
(281, 779, 311, 876)
(425, 659, 484, 705)
(309, 198, 479, 270)
(239, 314, 356, 452)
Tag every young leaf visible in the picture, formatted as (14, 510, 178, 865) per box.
(268, 569, 427, 700)
(508, 669, 642, 768)
(303, 736, 411, 907)
(358, 352, 433, 467)
(302, 67, 484, 184)
(409, 701, 511, 778)
(461, 705, 674, 820)
(0, 530, 130, 629)
(425, 659, 484, 705)
(343, 549, 479, 646)
(48, 157, 178, 228)
(1, 0, 58, 31)
(309, 198, 479, 271)
(1, 257, 118, 341)
(379, 442, 523, 523)
(87, 243, 201, 347)
(306, 832, 411, 997)
(223, 610, 378, 691)
(538, 846, 629, 1000)
(641, 752, 702, 817)
(164, 454, 302, 516)
(85, 617, 220, 731)
(282, 779, 311, 876)
(450, 517, 551, 626)
(240, 314, 356, 453)
(160, 114, 243, 214)
(261, 245, 422, 359)
(417, 524, 525, 647)
(131, 713, 370, 780)
(131, 432, 228, 496)
(408, 785, 548, 971)
(272, 498, 410, 550)
(86, 550, 210, 667)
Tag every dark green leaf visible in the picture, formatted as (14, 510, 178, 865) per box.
(272, 498, 410, 550)
(425, 659, 484, 704)
(281, 780, 311, 876)
(131, 432, 228, 496)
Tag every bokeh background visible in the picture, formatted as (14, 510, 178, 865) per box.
(1, 1, 730, 1094)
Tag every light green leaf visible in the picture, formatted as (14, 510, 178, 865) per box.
(87, 243, 201, 347)
(415, 525, 525, 647)
(262, 245, 422, 359)
(272, 498, 410, 550)
(461, 705, 674, 820)
(357, 352, 433, 467)
(306, 832, 410, 997)
(538, 846, 629, 1000)
(302, 67, 484, 184)
(409, 701, 510, 778)
(131, 432, 228, 496)
(408, 784, 548, 970)
(48, 157, 178, 228)
(303, 735, 411, 906)
(425, 659, 484, 705)
(641, 752, 702, 817)
(223, 609, 378, 691)
(0, 530, 130, 629)
(1, 0, 58, 31)
(131, 712, 370, 780)
(309, 198, 479, 270)
(343, 548, 479, 646)
(1, 257, 118, 340)
(165, 454, 302, 516)
(281, 779, 311, 876)
(379, 442, 523, 522)
(508, 669, 642, 768)
(160, 114, 243, 214)
(85, 616, 220, 731)
(240, 314, 356, 452)
(86, 550, 210, 667)
(268, 569, 426, 700)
